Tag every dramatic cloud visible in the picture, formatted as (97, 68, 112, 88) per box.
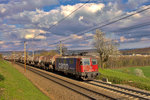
(120, 36, 135, 42)
(0, 0, 59, 18)
(0, 41, 4, 44)
(78, 16, 83, 21)
(25, 34, 35, 39)
(71, 34, 83, 39)
(0, 0, 150, 50)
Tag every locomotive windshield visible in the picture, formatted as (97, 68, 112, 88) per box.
(81, 58, 90, 65)
(92, 59, 97, 65)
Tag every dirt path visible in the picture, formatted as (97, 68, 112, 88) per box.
(12, 63, 89, 100)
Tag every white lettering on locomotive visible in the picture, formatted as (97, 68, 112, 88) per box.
(58, 63, 69, 70)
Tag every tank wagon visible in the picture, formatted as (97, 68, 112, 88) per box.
(25, 55, 54, 70)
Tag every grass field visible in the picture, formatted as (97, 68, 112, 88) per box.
(0, 74, 4, 81)
(97, 67, 150, 91)
(114, 66, 150, 78)
(0, 60, 49, 100)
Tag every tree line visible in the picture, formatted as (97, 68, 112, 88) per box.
(104, 56, 150, 68)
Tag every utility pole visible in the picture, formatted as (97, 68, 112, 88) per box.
(32, 50, 34, 58)
(24, 41, 27, 72)
(13, 51, 15, 63)
(32, 50, 34, 61)
(60, 41, 62, 56)
(11, 52, 13, 64)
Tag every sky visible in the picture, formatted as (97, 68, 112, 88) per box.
(0, 0, 150, 51)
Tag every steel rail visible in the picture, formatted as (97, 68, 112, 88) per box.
(85, 80, 150, 100)
(16, 62, 117, 100)
(93, 80, 150, 96)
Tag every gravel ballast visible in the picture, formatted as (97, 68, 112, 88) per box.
(12, 63, 90, 100)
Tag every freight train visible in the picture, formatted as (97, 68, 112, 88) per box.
(5, 55, 100, 80)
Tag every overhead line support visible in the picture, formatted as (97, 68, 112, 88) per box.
(24, 41, 27, 72)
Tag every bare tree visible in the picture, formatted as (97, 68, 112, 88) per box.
(93, 29, 120, 69)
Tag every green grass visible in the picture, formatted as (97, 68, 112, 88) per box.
(0, 60, 49, 100)
(97, 68, 150, 91)
(114, 66, 150, 78)
(0, 74, 4, 81)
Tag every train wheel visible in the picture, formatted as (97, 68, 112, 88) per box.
(75, 75, 80, 80)
(81, 75, 88, 81)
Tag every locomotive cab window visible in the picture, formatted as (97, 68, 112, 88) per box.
(82, 59, 90, 65)
(92, 59, 97, 65)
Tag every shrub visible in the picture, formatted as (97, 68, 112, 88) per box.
(0, 74, 4, 81)
(134, 68, 145, 78)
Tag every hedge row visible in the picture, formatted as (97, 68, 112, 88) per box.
(104, 56, 150, 68)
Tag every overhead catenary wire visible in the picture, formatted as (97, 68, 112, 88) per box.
(70, 21, 150, 47)
(26, 19, 150, 51)
(3, 2, 149, 52)
(2, 0, 91, 51)
(35, 7, 150, 50)
(29, 11, 134, 50)
(35, 24, 149, 50)
(45, 5, 150, 46)
(69, 23, 150, 50)
(27, 0, 91, 51)
(1, 3, 150, 52)
(33, 0, 91, 39)
(28, 4, 150, 51)
(114, 21, 150, 32)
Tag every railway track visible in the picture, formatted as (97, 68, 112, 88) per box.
(16, 63, 120, 100)
(16, 62, 150, 100)
(85, 80, 150, 100)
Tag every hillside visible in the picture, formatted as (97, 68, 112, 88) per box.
(1, 47, 150, 56)
(120, 47, 150, 55)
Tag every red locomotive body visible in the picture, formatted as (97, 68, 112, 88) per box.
(55, 56, 99, 80)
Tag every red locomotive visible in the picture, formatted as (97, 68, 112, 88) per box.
(55, 56, 99, 80)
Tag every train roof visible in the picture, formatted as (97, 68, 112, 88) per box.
(55, 55, 98, 59)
